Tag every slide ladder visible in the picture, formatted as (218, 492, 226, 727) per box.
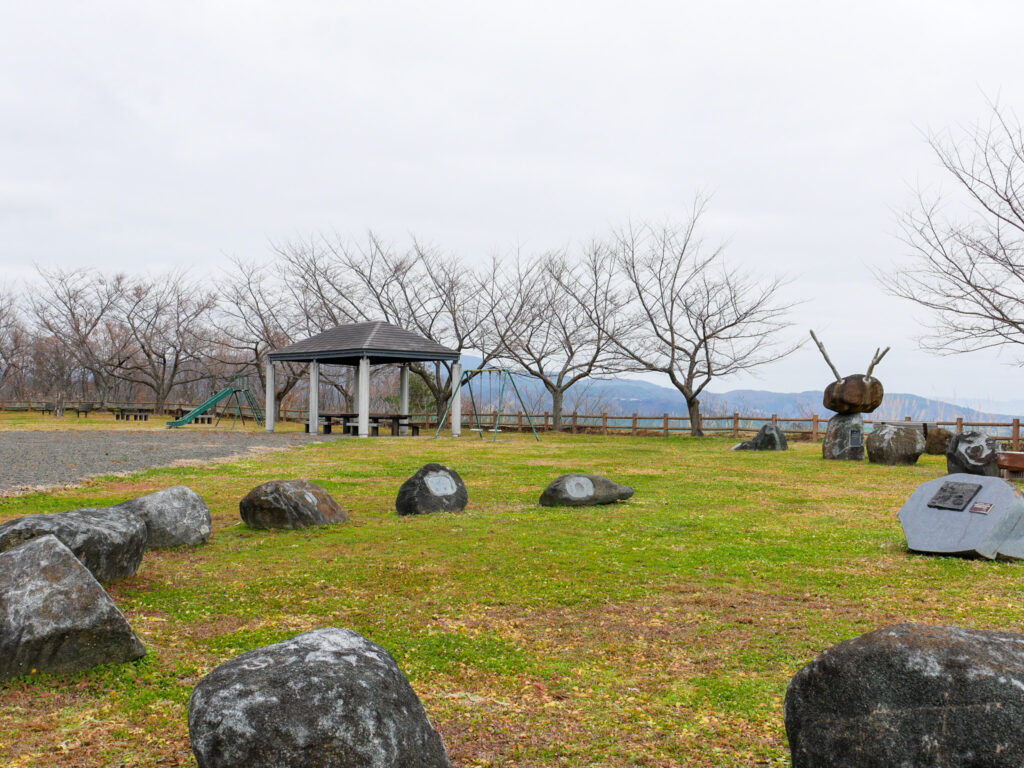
(166, 376, 264, 428)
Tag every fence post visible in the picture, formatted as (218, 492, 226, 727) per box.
(956, 417, 963, 434)
(632, 412, 638, 436)
(905, 416, 911, 422)
(663, 413, 669, 437)
(1015, 418, 1021, 450)
(812, 414, 819, 441)
(572, 412, 578, 434)
(518, 412, 523, 431)
(602, 413, 608, 435)
(771, 413, 778, 425)
(732, 412, 739, 437)
(544, 412, 549, 431)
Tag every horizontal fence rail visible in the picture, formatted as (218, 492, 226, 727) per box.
(3, 400, 1021, 448)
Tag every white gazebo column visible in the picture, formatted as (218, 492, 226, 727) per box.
(264, 359, 276, 433)
(357, 356, 370, 438)
(309, 361, 320, 436)
(399, 364, 410, 436)
(450, 362, 462, 437)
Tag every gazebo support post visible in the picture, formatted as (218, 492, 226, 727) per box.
(399, 364, 410, 436)
(358, 356, 370, 438)
(265, 360, 276, 433)
(309, 361, 319, 436)
(450, 362, 462, 437)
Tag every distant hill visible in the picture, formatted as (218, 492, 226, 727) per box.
(458, 357, 1019, 423)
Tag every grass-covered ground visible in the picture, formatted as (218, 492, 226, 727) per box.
(1, 424, 1021, 767)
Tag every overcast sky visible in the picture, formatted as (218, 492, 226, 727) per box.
(3, 1, 1024, 405)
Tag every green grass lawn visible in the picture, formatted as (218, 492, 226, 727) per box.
(1, 429, 1020, 767)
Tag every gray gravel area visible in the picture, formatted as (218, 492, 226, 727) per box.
(0, 430, 338, 494)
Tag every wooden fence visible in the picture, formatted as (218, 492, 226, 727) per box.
(3, 400, 1020, 449)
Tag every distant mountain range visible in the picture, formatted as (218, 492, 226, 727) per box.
(460, 358, 1020, 423)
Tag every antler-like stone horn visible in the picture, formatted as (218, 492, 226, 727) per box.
(809, 330, 842, 382)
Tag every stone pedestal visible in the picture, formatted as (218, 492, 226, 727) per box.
(823, 413, 864, 461)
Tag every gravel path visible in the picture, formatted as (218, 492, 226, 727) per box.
(0, 430, 338, 494)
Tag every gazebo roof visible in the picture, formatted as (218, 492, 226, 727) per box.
(268, 321, 460, 365)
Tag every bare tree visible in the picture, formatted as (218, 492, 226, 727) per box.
(566, 203, 799, 436)
(30, 267, 131, 406)
(214, 258, 308, 419)
(495, 247, 624, 430)
(114, 272, 218, 414)
(879, 102, 1024, 361)
(0, 287, 26, 397)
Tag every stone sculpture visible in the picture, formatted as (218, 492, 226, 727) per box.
(539, 474, 634, 506)
(396, 463, 468, 516)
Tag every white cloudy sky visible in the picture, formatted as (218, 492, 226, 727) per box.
(3, 1, 1024, 405)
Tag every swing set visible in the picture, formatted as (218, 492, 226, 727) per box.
(434, 367, 540, 441)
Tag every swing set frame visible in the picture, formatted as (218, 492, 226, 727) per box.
(434, 367, 541, 441)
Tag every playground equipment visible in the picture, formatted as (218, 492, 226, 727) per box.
(166, 375, 264, 428)
(434, 367, 540, 441)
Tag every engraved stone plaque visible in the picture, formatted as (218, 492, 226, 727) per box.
(424, 472, 457, 497)
(927, 481, 983, 511)
(849, 429, 863, 448)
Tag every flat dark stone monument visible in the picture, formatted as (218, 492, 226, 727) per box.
(898, 473, 1024, 559)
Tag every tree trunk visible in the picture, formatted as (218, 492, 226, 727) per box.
(550, 388, 564, 431)
(687, 397, 704, 437)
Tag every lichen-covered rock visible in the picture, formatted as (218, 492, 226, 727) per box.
(925, 426, 953, 455)
(0, 506, 147, 583)
(822, 413, 864, 461)
(0, 535, 145, 682)
(239, 479, 349, 529)
(823, 375, 884, 414)
(117, 486, 211, 548)
(539, 474, 634, 506)
(188, 627, 450, 768)
(947, 431, 1001, 476)
(395, 463, 468, 516)
(865, 423, 925, 466)
(785, 623, 1024, 768)
(733, 424, 788, 451)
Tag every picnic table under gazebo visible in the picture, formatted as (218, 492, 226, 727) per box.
(265, 321, 462, 438)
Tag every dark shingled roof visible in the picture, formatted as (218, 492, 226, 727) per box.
(268, 321, 460, 365)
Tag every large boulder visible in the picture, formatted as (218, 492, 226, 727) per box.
(898, 473, 1024, 559)
(947, 431, 1001, 476)
(785, 623, 1024, 767)
(823, 375, 884, 414)
(822, 413, 864, 461)
(0, 535, 145, 682)
(733, 424, 788, 451)
(925, 425, 953, 455)
(188, 627, 450, 768)
(539, 474, 634, 507)
(117, 486, 211, 548)
(396, 463, 468, 516)
(239, 479, 349, 529)
(865, 423, 925, 466)
(0, 506, 147, 583)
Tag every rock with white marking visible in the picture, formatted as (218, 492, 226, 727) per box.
(786, 623, 1024, 767)
(188, 627, 450, 768)
(239, 479, 349, 529)
(539, 474, 634, 507)
(0, 535, 145, 682)
(395, 463, 468, 516)
(117, 486, 211, 548)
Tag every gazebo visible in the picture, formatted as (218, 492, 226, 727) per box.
(265, 321, 461, 438)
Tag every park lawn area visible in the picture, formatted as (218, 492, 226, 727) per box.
(0, 411, 305, 432)
(1, 432, 1022, 767)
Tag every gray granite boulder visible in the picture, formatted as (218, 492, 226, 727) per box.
(898, 473, 1024, 559)
(239, 479, 349, 529)
(925, 425, 953, 455)
(0, 535, 145, 682)
(188, 627, 450, 768)
(0, 506, 147, 583)
(733, 424, 788, 451)
(822, 413, 864, 461)
(785, 623, 1024, 768)
(539, 474, 634, 506)
(947, 431, 1001, 476)
(396, 463, 468, 516)
(865, 423, 925, 466)
(117, 486, 211, 548)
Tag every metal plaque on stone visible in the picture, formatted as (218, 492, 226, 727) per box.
(927, 481, 983, 511)
(849, 429, 863, 448)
